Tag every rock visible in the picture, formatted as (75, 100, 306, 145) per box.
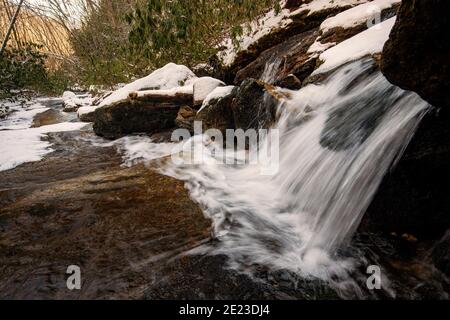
(99, 63, 197, 108)
(77, 106, 97, 122)
(175, 106, 197, 132)
(231, 79, 287, 132)
(193, 77, 225, 107)
(93, 91, 192, 139)
(274, 74, 303, 90)
(0, 105, 10, 119)
(218, 0, 366, 83)
(431, 231, 450, 276)
(192, 63, 215, 77)
(195, 87, 237, 135)
(363, 107, 450, 240)
(361, 0, 450, 241)
(234, 29, 319, 86)
(381, 0, 450, 109)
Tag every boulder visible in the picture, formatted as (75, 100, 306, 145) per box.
(77, 106, 97, 122)
(175, 106, 197, 132)
(195, 87, 237, 135)
(193, 77, 225, 107)
(363, 107, 450, 240)
(361, 0, 450, 241)
(381, 0, 450, 109)
(431, 231, 450, 276)
(231, 79, 287, 132)
(93, 90, 192, 139)
(234, 29, 319, 86)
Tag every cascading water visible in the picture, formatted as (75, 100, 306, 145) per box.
(114, 58, 429, 288)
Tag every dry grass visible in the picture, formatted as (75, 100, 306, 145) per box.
(0, 1, 72, 68)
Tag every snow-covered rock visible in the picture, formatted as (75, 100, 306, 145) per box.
(217, 0, 369, 68)
(62, 91, 93, 112)
(319, 0, 400, 35)
(99, 63, 197, 107)
(77, 106, 98, 122)
(312, 17, 396, 75)
(198, 86, 236, 113)
(193, 77, 225, 106)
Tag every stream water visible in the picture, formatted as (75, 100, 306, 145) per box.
(1, 58, 447, 299)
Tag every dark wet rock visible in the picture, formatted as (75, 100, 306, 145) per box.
(234, 29, 319, 86)
(231, 79, 287, 132)
(363, 106, 450, 240)
(274, 74, 303, 90)
(381, 0, 450, 109)
(431, 231, 450, 277)
(93, 92, 192, 139)
(195, 88, 237, 135)
(192, 63, 215, 78)
(0, 130, 210, 299)
(319, 59, 389, 151)
(175, 106, 197, 132)
(143, 254, 340, 299)
(284, 0, 309, 11)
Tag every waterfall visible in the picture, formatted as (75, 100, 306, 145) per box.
(117, 58, 429, 281)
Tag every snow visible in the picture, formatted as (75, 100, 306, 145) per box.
(291, 0, 368, 16)
(319, 0, 400, 34)
(218, 0, 369, 66)
(77, 105, 97, 120)
(312, 17, 396, 75)
(198, 86, 235, 112)
(0, 122, 88, 171)
(135, 85, 194, 98)
(99, 63, 197, 107)
(0, 102, 48, 130)
(62, 91, 93, 111)
(193, 77, 225, 105)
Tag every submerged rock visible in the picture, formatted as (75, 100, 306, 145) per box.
(381, 0, 450, 109)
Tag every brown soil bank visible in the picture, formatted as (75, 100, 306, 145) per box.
(0, 130, 211, 299)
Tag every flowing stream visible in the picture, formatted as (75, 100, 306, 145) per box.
(117, 58, 429, 286)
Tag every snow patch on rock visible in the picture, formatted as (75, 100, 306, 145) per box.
(313, 17, 396, 75)
(193, 77, 225, 106)
(100, 63, 197, 107)
(198, 86, 235, 113)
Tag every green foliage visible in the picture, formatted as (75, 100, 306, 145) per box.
(0, 42, 64, 98)
(127, 0, 280, 68)
(67, 0, 142, 87)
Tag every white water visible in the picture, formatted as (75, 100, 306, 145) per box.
(111, 58, 429, 285)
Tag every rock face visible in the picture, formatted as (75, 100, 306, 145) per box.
(362, 0, 450, 241)
(363, 107, 450, 240)
(234, 29, 319, 86)
(93, 92, 192, 139)
(431, 231, 450, 276)
(381, 0, 450, 109)
(175, 106, 197, 132)
(195, 88, 237, 135)
(231, 79, 286, 132)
